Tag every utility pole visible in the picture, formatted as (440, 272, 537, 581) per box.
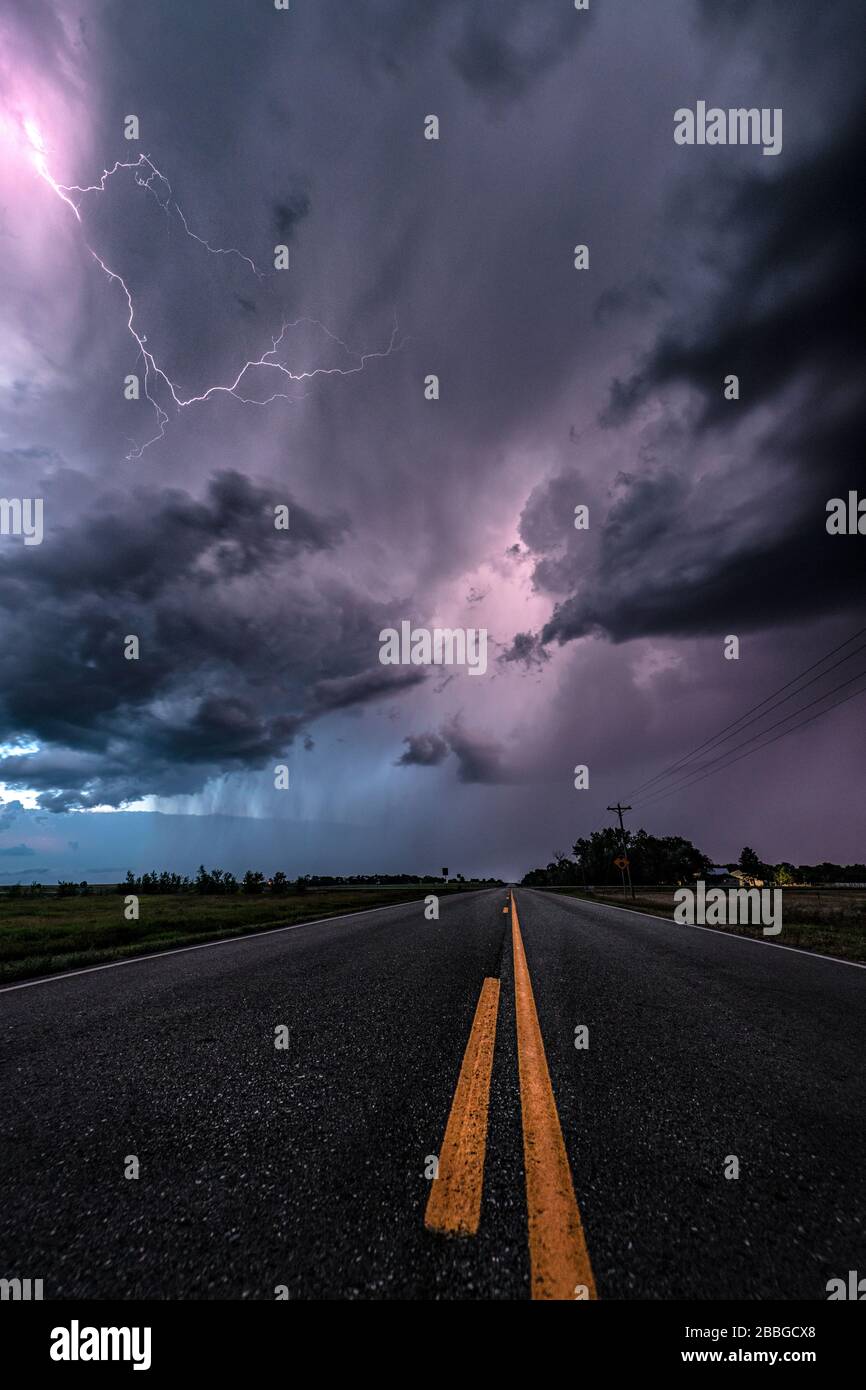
(607, 802, 636, 900)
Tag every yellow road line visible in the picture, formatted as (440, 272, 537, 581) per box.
(511, 891, 597, 1299)
(425, 976, 501, 1237)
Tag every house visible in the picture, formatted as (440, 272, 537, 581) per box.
(730, 867, 764, 889)
(704, 866, 739, 887)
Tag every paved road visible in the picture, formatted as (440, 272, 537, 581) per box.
(0, 887, 863, 1299)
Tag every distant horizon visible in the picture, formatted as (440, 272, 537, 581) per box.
(0, 806, 863, 889)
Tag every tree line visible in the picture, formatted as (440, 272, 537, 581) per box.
(521, 829, 866, 888)
(0, 868, 504, 898)
(118, 868, 502, 895)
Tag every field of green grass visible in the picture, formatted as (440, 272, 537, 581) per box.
(544, 886, 866, 962)
(0, 886, 470, 984)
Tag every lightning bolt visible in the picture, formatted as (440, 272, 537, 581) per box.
(22, 120, 402, 460)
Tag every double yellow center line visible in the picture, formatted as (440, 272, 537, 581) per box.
(423, 977, 500, 1237)
(425, 891, 597, 1299)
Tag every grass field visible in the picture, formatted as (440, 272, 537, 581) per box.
(545, 887, 866, 963)
(5, 883, 862, 984)
(0, 886, 475, 985)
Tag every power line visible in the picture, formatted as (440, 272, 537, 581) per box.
(634, 679, 866, 811)
(632, 637, 866, 803)
(636, 665, 866, 808)
(630, 624, 866, 796)
(629, 623, 866, 799)
(633, 668, 866, 811)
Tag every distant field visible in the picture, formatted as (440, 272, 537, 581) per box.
(0, 886, 478, 985)
(545, 887, 866, 963)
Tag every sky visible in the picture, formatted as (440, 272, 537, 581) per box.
(0, 0, 864, 883)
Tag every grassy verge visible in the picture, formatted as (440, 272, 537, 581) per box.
(0, 886, 474, 985)
(540, 887, 866, 964)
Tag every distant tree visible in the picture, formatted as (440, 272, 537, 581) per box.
(522, 824, 712, 888)
(193, 866, 236, 894)
(571, 828, 626, 885)
(576, 827, 711, 885)
(271, 871, 288, 895)
(242, 870, 265, 895)
(738, 847, 762, 877)
(540, 852, 578, 886)
(57, 880, 78, 898)
(294, 876, 308, 895)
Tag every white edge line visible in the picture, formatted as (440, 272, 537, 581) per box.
(0, 890, 492, 995)
(523, 887, 866, 971)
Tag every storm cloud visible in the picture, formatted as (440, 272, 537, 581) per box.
(0, 0, 863, 870)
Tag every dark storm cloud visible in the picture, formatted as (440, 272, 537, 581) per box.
(498, 632, 549, 670)
(148, 697, 305, 765)
(516, 467, 605, 599)
(273, 192, 311, 242)
(0, 843, 35, 856)
(312, 667, 427, 712)
(0, 699, 304, 811)
(604, 101, 866, 432)
(3, 0, 864, 866)
(0, 468, 345, 743)
(593, 276, 666, 329)
(318, 0, 591, 99)
(6, 0, 624, 549)
(696, 0, 761, 26)
(0, 468, 424, 809)
(395, 732, 449, 767)
(519, 471, 587, 556)
(541, 447, 866, 647)
(539, 72, 866, 644)
(1, 469, 344, 602)
(396, 718, 511, 784)
(445, 717, 511, 785)
(449, 1, 592, 104)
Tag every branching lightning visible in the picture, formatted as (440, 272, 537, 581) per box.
(22, 120, 401, 460)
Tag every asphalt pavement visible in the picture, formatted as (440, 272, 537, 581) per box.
(1, 886, 863, 1299)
